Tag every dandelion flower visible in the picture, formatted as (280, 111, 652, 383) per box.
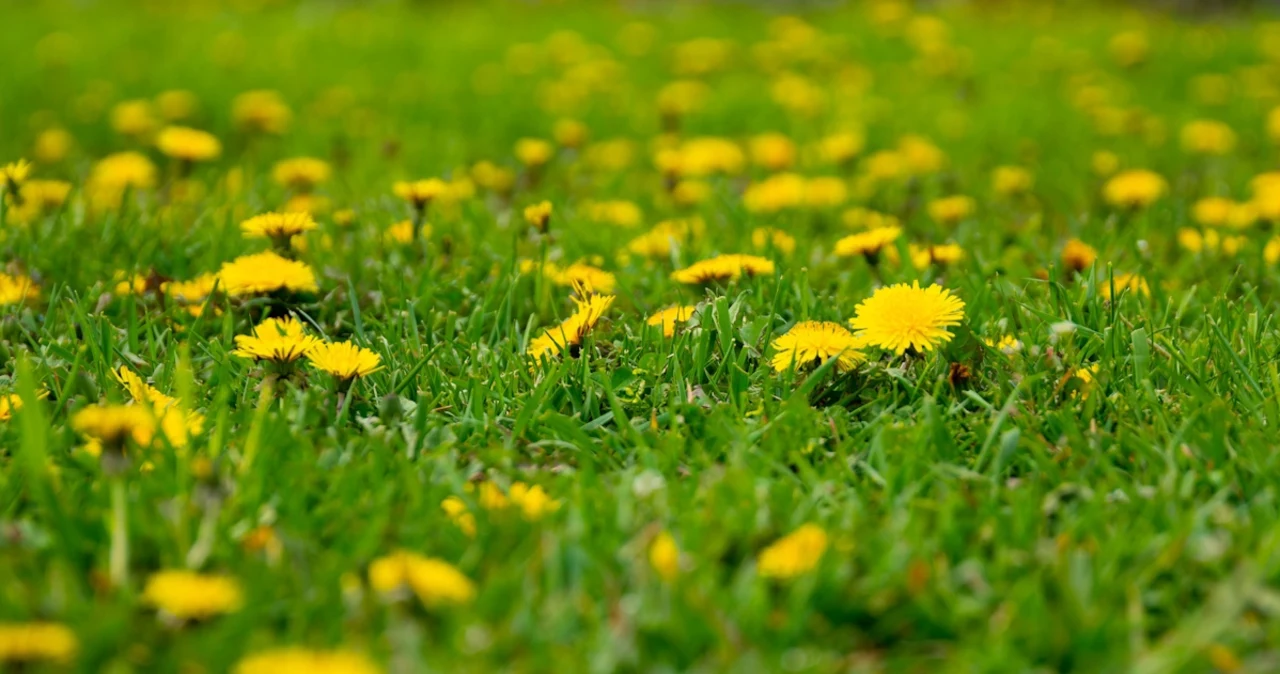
(508, 482, 561, 520)
(771, 321, 867, 372)
(649, 531, 680, 581)
(142, 571, 243, 620)
(165, 273, 220, 316)
(272, 157, 332, 192)
(231, 90, 292, 135)
(441, 497, 477, 537)
(984, 334, 1023, 356)
(1180, 119, 1236, 155)
(1061, 238, 1098, 274)
(1103, 169, 1166, 209)
(393, 178, 447, 210)
(369, 551, 476, 607)
(1099, 273, 1149, 300)
(218, 251, 318, 297)
(72, 404, 156, 448)
(992, 166, 1034, 196)
(528, 293, 614, 361)
(156, 126, 221, 163)
(752, 227, 796, 255)
(0, 622, 78, 664)
(113, 367, 177, 408)
(850, 281, 966, 354)
(233, 316, 323, 363)
(646, 305, 697, 337)
(0, 394, 25, 422)
(757, 524, 828, 579)
(233, 647, 380, 674)
(240, 211, 318, 244)
(0, 273, 39, 306)
(523, 200, 552, 231)
(671, 254, 775, 285)
(515, 138, 554, 166)
(1, 159, 32, 192)
(908, 243, 965, 270)
(927, 195, 975, 224)
(834, 226, 901, 260)
(544, 262, 616, 294)
(307, 341, 382, 381)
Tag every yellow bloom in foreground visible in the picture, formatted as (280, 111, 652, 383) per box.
(369, 551, 476, 607)
(508, 482, 561, 520)
(143, 571, 243, 620)
(234, 316, 323, 363)
(758, 524, 828, 579)
(234, 647, 381, 674)
(0, 394, 24, 422)
(156, 126, 222, 162)
(218, 251, 319, 297)
(272, 157, 332, 191)
(528, 293, 615, 361)
(2, 159, 34, 189)
(307, 341, 382, 380)
(0, 622, 78, 664)
(772, 321, 867, 373)
(523, 200, 552, 231)
(649, 531, 680, 581)
(241, 211, 319, 240)
(72, 404, 156, 447)
(114, 367, 177, 409)
(835, 226, 902, 259)
(1099, 273, 1150, 300)
(1103, 169, 1166, 209)
(850, 281, 966, 354)
(671, 254, 775, 285)
(646, 305, 697, 337)
(1061, 238, 1098, 274)
(0, 273, 39, 306)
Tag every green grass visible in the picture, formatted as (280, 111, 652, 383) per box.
(3, 0, 1280, 671)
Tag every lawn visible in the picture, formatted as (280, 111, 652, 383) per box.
(2, 0, 1280, 672)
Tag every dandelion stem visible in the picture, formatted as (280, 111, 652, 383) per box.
(109, 477, 129, 588)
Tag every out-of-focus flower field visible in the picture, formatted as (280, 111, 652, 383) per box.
(3, 0, 1280, 671)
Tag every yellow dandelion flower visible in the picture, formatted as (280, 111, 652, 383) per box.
(240, 211, 319, 241)
(515, 138, 555, 166)
(758, 523, 828, 579)
(233, 647, 380, 674)
(0, 622, 78, 664)
(113, 367, 177, 409)
(392, 178, 447, 209)
(156, 126, 221, 162)
(908, 243, 965, 270)
(646, 305, 697, 337)
(772, 321, 867, 373)
(528, 293, 615, 361)
(523, 200, 552, 231)
(508, 482, 561, 520)
(369, 551, 475, 607)
(156, 89, 198, 121)
(649, 531, 680, 582)
(231, 90, 292, 135)
(992, 165, 1034, 196)
(749, 132, 797, 171)
(233, 316, 323, 363)
(671, 254, 775, 285)
(817, 131, 864, 166)
(441, 497, 477, 537)
(549, 262, 616, 294)
(88, 152, 157, 192)
(1, 159, 33, 191)
(1061, 238, 1098, 274)
(165, 273, 220, 315)
(1180, 119, 1236, 155)
(984, 334, 1023, 356)
(834, 226, 902, 259)
(307, 341, 382, 381)
(0, 273, 39, 306)
(142, 570, 243, 620)
(849, 281, 966, 354)
(1099, 273, 1149, 300)
(927, 195, 975, 224)
(553, 118, 588, 148)
(272, 157, 332, 192)
(218, 251, 318, 297)
(72, 404, 156, 448)
(1103, 169, 1166, 209)
(0, 393, 25, 422)
(110, 100, 159, 137)
(33, 128, 72, 164)
(384, 219, 431, 245)
(626, 218, 703, 258)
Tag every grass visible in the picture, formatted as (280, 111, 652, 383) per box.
(3, 0, 1280, 671)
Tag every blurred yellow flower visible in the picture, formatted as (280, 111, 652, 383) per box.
(749, 132, 797, 171)
(232, 90, 292, 134)
(369, 551, 475, 607)
(240, 211, 318, 242)
(758, 523, 828, 579)
(646, 305, 697, 337)
(110, 99, 159, 137)
(156, 126, 221, 162)
(992, 165, 1034, 196)
(649, 531, 680, 581)
(0, 622, 77, 664)
(1099, 273, 1150, 300)
(523, 200, 552, 231)
(33, 128, 72, 164)
(393, 178, 447, 209)
(233, 648, 380, 674)
(835, 226, 901, 260)
(1061, 238, 1098, 274)
(927, 195, 975, 224)
(515, 138, 555, 166)
(142, 571, 243, 620)
(1179, 119, 1235, 155)
(1103, 169, 1166, 209)
(671, 254, 775, 284)
(272, 157, 332, 192)
(752, 227, 796, 255)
